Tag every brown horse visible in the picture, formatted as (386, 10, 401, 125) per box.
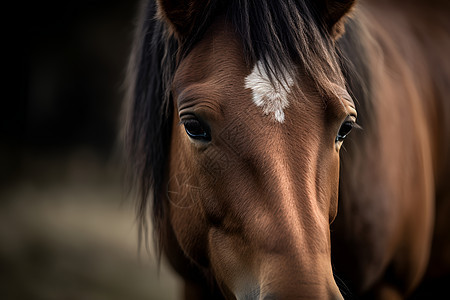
(125, 0, 450, 298)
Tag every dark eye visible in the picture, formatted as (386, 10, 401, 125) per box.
(336, 120, 355, 143)
(182, 118, 211, 142)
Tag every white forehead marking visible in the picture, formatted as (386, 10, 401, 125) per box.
(244, 60, 294, 123)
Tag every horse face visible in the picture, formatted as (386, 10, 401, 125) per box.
(166, 19, 356, 298)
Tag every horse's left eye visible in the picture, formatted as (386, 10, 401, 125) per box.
(336, 121, 355, 142)
(182, 118, 211, 142)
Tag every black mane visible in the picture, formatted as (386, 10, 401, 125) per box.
(125, 0, 369, 250)
(124, 1, 176, 250)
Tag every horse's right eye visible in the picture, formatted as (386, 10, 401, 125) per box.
(182, 118, 211, 142)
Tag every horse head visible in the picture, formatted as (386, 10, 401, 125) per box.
(131, 0, 357, 298)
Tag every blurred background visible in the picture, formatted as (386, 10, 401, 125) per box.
(1, 1, 181, 299)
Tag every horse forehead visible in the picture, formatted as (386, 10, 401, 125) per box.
(175, 19, 314, 123)
(177, 41, 297, 124)
(176, 20, 247, 82)
(245, 61, 295, 123)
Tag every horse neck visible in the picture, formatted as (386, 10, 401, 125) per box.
(342, 2, 450, 187)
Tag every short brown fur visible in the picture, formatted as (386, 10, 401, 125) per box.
(125, 0, 450, 298)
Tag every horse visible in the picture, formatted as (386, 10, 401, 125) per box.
(124, 0, 450, 298)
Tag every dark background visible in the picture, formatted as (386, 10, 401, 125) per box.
(1, 1, 180, 299)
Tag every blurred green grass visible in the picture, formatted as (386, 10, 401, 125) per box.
(0, 149, 181, 300)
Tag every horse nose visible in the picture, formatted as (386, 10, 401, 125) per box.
(238, 291, 344, 300)
(257, 291, 343, 300)
(237, 284, 344, 300)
